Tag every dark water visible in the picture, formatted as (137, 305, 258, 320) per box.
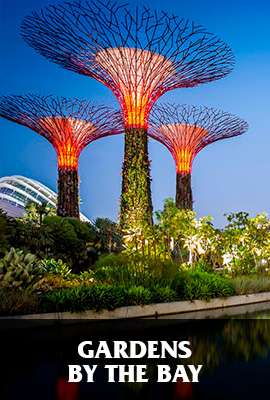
(1, 313, 270, 400)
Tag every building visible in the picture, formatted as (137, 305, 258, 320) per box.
(0, 175, 90, 222)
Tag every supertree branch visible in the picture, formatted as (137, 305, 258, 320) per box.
(20, 0, 234, 229)
(0, 94, 123, 218)
(149, 103, 248, 209)
(21, 1, 234, 130)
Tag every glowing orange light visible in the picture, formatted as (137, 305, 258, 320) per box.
(159, 124, 208, 173)
(95, 47, 175, 128)
(39, 117, 95, 170)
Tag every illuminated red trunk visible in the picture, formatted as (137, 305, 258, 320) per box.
(176, 172, 193, 210)
(120, 127, 153, 229)
(57, 167, 79, 218)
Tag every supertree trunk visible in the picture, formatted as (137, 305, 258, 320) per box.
(57, 168, 79, 218)
(120, 127, 153, 229)
(176, 172, 193, 210)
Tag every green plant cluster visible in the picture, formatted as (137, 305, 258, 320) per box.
(0, 204, 122, 272)
(0, 247, 43, 290)
(2, 199, 270, 316)
(123, 200, 270, 276)
(39, 272, 233, 314)
(41, 258, 72, 278)
(120, 128, 153, 230)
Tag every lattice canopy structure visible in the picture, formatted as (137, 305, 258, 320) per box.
(0, 94, 122, 218)
(21, 0, 235, 230)
(21, 1, 234, 130)
(149, 103, 248, 209)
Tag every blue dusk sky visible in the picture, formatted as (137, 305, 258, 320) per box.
(0, 0, 269, 226)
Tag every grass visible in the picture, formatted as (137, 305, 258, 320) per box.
(232, 275, 270, 295)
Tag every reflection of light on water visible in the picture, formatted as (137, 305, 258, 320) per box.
(56, 377, 79, 400)
(174, 380, 193, 399)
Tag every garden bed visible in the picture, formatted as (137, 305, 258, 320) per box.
(3, 291, 270, 320)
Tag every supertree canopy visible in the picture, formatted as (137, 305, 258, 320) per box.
(0, 95, 122, 218)
(21, 0, 234, 230)
(149, 104, 248, 209)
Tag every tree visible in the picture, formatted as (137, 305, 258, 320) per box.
(0, 95, 122, 218)
(24, 201, 55, 226)
(149, 104, 248, 209)
(21, 0, 234, 230)
(94, 218, 122, 253)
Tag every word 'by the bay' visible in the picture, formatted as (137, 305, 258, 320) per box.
(68, 340, 203, 383)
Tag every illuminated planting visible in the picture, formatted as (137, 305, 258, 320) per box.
(21, 0, 234, 230)
(0, 95, 122, 218)
(149, 104, 248, 209)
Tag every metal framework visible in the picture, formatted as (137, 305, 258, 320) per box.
(21, 1, 234, 130)
(149, 103, 248, 209)
(0, 94, 122, 218)
(21, 0, 234, 228)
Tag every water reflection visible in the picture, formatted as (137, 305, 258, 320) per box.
(1, 318, 270, 399)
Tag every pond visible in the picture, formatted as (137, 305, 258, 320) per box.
(1, 310, 270, 399)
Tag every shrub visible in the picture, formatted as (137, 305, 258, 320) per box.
(174, 270, 235, 301)
(94, 253, 130, 269)
(40, 258, 72, 278)
(126, 286, 152, 305)
(40, 285, 127, 312)
(149, 285, 178, 303)
(0, 288, 39, 315)
(232, 275, 270, 295)
(94, 218, 122, 253)
(34, 274, 84, 293)
(94, 253, 180, 288)
(0, 248, 43, 291)
(40, 283, 177, 313)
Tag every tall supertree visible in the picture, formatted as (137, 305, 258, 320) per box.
(0, 95, 122, 218)
(149, 104, 248, 209)
(21, 1, 234, 229)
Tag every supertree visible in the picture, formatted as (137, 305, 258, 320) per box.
(0, 95, 122, 218)
(149, 103, 248, 209)
(21, 1, 234, 229)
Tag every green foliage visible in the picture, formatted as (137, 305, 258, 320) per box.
(39, 268, 233, 313)
(0, 248, 43, 290)
(0, 210, 10, 256)
(0, 210, 16, 257)
(94, 253, 130, 269)
(41, 285, 127, 312)
(150, 285, 177, 303)
(42, 216, 96, 269)
(123, 198, 220, 266)
(232, 275, 270, 295)
(120, 128, 153, 231)
(94, 253, 180, 288)
(8, 214, 99, 272)
(221, 212, 270, 275)
(40, 258, 72, 278)
(0, 288, 39, 315)
(94, 218, 122, 253)
(123, 199, 270, 277)
(40, 283, 176, 313)
(126, 286, 152, 305)
(174, 269, 235, 301)
(23, 201, 55, 225)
